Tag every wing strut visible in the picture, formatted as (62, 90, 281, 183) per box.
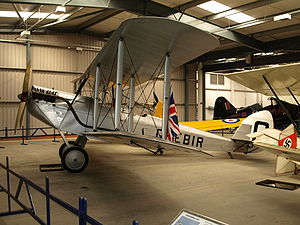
(93, 65, 100, 130)
(287, 87, 300, 106)
(162, 53, 171, 139)
(115, 37, 124, 130)
(263, 75, 300, 134)
(128, 75, 135, 132)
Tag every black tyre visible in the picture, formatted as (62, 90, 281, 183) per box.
(59, 141, 77, 158)
(61, 146, 89, 173)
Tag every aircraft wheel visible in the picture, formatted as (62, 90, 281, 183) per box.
(59, 141, 78, 158)
(61, 146, 89, 173)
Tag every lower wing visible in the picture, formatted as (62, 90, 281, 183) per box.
(83, 131, 213, 157)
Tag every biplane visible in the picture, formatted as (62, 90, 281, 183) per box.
(226, 63, 300, 174)
(15, 17, 273, 173)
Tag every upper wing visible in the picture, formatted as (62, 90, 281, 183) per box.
(83, 131, 213, 157)
(225, 62, 300, 96)
(180, 118, 244, 131)
(75, 17, 219, 85)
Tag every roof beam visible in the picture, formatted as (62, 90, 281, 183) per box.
(203, 0, 283, 21)
(174, 0, 209, 11)
(203, 52, 300, 72)
(1, 0, 266, 50)
(12, 3, 27, 28)
(227, 8, 300, 30)
(78, 8, 123, 31)
(193, 35, 300, 62)
(0, 0, 110, 8)
(37, 9, 103, 29)
(252, 24, 300, 38)
(12, 5, 43, 29)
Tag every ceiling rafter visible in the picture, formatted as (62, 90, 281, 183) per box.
(203, 52, 300, 72)
(202, 0, 283, 21)
(192, 35, 300, 62)
(174, 0, 209, 11)
(12, 3, 27, 28)
(78, 8, 123, 31)
(12, 5, 44, 30)
(37, 9, 104, 29)
(252, 24, 300, 38)
(0, 0, 289, 51)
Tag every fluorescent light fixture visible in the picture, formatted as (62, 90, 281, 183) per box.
(274, 13, 291, 21)
(55, 6, 66, 13)
(198, 1, 256, 24)
(0, 11, 70, 20)
(20, 30, 30, 37)
(198, 0, 230, 13)
(226, 12, 255, 23)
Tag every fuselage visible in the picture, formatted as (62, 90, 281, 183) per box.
(28, 85, 237, 153)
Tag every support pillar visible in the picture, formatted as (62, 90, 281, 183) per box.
(115, 38, 124, 130)
(162, 54, 171, 139)
(93, 65, 100, 130)
(197, 63, 206, 121)
(128, 76, 135, 133)
(184, 64, 189, 121)
(25, 41, 31, 139)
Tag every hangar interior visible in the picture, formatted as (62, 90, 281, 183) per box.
(0, 0, 300, 225)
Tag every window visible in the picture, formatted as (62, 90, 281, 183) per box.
(210, 74, 224, 85)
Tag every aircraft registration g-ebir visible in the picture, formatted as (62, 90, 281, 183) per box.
(15, 17, 273, 173)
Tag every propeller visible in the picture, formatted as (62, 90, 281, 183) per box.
(14, 61, 32, 132)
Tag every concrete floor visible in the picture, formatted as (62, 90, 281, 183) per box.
(0, 138, 300, 225)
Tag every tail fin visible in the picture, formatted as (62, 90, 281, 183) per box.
(232, 110, 274, 142)
(153, 92, 163, 118)
(153, 100, 163, 118)
(213, 97, 237, 119)
(278, 124, 297, 148)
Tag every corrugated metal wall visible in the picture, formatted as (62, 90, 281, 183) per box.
(0, 33, 103, 135)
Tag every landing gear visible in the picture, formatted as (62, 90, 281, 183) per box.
(59, 141, 77, 158)
(57, 132, 89, 173)
(61, 146, 89, 173)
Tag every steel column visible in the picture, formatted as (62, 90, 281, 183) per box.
(93, 65, 100, 130)
(25, 41, 30, 139)
(162, 54, 171, 139)
(115, 38, 124, 130)
(128, 76, 135, 133)
(197, 63, 203, 121)
(184, 64, 189, 121)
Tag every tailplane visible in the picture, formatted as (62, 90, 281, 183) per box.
(213, 97, 237, 119)
(232, 110, 274, 142)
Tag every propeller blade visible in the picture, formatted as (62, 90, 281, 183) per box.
(14, 102, 26, 133)
(14, 61, 32, 133)
(22, 61, 33, 94)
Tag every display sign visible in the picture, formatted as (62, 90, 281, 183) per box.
(170, 209, 228, 225)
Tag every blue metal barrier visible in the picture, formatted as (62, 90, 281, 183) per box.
(0, 157, 103, 225)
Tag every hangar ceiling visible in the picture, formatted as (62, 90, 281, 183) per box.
(0, 0, 299, 72)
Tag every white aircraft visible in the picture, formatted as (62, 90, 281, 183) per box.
(226, 63, 300, 174)
(15, 17, 273, 173)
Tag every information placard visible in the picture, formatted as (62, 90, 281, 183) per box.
(170, 209, 228, 225)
